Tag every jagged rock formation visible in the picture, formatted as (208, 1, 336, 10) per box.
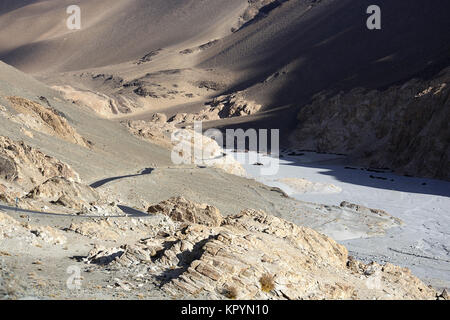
(204, 92, 262, 118)
(0, 135, 80, 202)
(290, 67, 450, 180)
(26, 177, 100, 207)
(68, 215, 178, 242)
(149, 113, 168, 124)
(0, 136, 119, 214)
(24, 176, 120, 215)
(84, 198, 436, 300)
(167, 112, 220, 124)
(123, 120, 175, 149)
(339, 201, 396, 220)
(136, 49, 162, 65)
(147, 196, 223, 227)
(5, 96, 89, 147)
(167, 92, 262, 124)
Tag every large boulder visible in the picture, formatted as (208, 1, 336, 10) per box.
(147, 196, 223, 227)
(25, 176, 99, 210)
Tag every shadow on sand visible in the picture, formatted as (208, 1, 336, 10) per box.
(90, 168, 154, 188)
(272, 154, 450, 198)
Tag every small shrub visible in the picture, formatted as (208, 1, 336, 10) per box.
(259, 273, 275, 293)
(223, 286, 238, 299)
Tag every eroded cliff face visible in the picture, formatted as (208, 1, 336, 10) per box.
(290, 67, 450, 180)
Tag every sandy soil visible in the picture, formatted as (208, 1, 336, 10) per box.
(229, 149, 450, 290)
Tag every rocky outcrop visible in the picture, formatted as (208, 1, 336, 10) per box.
(5, 96, 89, 147)
(339, 201, 396, 219)
(147, 196, 223, 227)
(69, 215, 178, 242)
(84, 199, 436, 300)
(0, 154, 17, 182)
(0, 136, 80, 199)
(53, 85, 134, 117)
(167, 92, 262, 125)
(24, 176, 122, 215)
(0, 136, 118, 214)
(204, 92, 262, 118)
(135, 49, 162, 65)
(149, 113, 167, 124)
(25, 177, 98, 209)
(290, 67, 450, 180)
(124, 120, 175, 149)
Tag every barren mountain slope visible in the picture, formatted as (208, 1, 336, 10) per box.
(2, 1, 448, 132)
(0, 0, 249, 73)
(0, 61, 170, 181)
(0, 60, 316, 223)
(200, 0, 450, 107)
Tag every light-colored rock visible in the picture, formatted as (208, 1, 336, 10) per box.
(85, 203, 436, 300)
(53, 85, 131, 118)
(290, 67, 450, 180)
(68, 220, 122, 241)
(440, 289, 449, 300)
(124, 120, 246, 176)
(0, 136, 121, 215)
(0, 135, 80, 192)
(6, 96, 89, 148)
(167, 92, 262, 125)
(147, 196, 223, 227)
(25, 176, 99, 210)
(150, 113, 168, 124)
(204, 92, 262, 118)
